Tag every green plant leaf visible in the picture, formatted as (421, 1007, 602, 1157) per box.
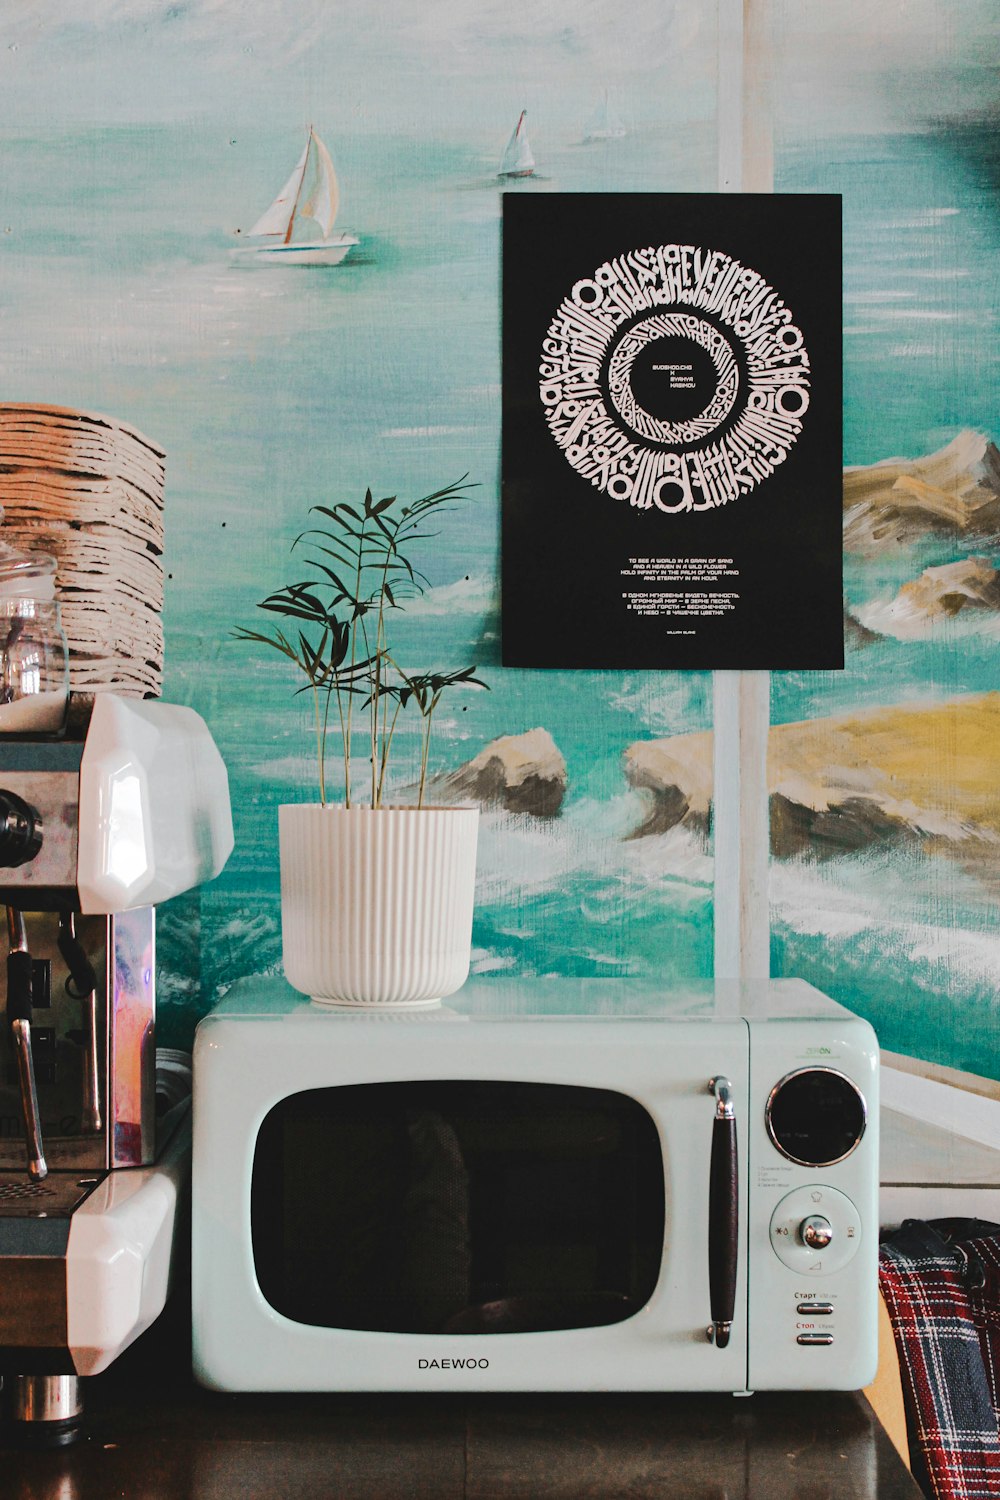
(258, 601, 327, 625)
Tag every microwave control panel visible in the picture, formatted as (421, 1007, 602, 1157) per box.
(767, 1184, 862, 1276)
(746, 1019, 879, 1391)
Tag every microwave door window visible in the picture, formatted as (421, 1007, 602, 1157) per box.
(250, 1082, 666, 1335)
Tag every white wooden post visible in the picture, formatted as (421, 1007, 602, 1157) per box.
(713, 0, 773, 981)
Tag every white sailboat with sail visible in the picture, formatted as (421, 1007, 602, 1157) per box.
(237, 127, 359, 266)
(583, 91, 626, 142)
(498, 110, 536, 179)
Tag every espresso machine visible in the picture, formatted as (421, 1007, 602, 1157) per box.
(0, 691, 233, 1444)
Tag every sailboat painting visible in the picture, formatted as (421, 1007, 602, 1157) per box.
(583, 91, 626, 142)
(237, 126, 359, 266)
(498, 110, 536, 179)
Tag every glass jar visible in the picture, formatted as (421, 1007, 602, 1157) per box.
(0, 544, 69, 736)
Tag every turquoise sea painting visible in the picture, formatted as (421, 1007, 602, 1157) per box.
(2, 0, 998, 1078)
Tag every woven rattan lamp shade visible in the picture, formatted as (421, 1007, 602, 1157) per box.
(0, 404, 165, 697)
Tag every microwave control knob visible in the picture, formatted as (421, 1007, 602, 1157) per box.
(800, 1215, 834, 1250)
(0, 791, 43, 867)
(770, 1186, 861, 1274)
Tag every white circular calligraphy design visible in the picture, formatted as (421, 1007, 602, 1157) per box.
(539, 245, 811, 514)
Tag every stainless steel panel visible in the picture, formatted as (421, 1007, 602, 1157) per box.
(0, 771, 80, 897)
(1, 907, 157, 1172)
(110, 906, 156, 1167)
(0, 914, 109, 1173)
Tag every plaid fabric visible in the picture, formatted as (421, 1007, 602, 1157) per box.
(879, 1219, 1000, 1500)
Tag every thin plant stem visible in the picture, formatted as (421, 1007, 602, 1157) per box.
(373, 576, 385, 805)
(311, 684, 326, 807)
(343, 511, 370, 806)
(374, 620, 387, 808)
(371, 531, 396, 807)
(417, 693, 441, 809)
(379, 686, 390, 805)
(320, 684, 335, 807)
(377, 698, 404, 806)
(354, 610, 378, 807)
(333, 682, 348, 807)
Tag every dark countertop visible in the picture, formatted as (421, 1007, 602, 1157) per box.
(3, 1366, 923, 1499)
(3, 1387, 922, 1500)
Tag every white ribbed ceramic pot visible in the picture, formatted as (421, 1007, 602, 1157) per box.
(278, 804, 479, 1006)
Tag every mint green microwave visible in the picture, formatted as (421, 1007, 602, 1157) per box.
(191, 976, 878, 1395)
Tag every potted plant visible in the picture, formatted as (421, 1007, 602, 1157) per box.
(235, 477, 487, 1006)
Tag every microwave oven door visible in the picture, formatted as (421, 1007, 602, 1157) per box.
(192, 1013, 751, 1392)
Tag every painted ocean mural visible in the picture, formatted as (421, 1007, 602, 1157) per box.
(1, 2, 998, 1078)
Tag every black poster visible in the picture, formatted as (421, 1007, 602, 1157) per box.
(501, 193, 843, 670)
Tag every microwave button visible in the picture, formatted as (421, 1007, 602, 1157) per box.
(800, 1215, 833, 1250)
(796, 1302, 834, 1315)
(796, 1332, 835, 1346)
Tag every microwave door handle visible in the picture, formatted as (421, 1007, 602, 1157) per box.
(708, 1075, 737, 1348)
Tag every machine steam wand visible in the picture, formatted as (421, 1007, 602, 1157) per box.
(6, 905, 47, 1180)
(58, 910, 102, 1135)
